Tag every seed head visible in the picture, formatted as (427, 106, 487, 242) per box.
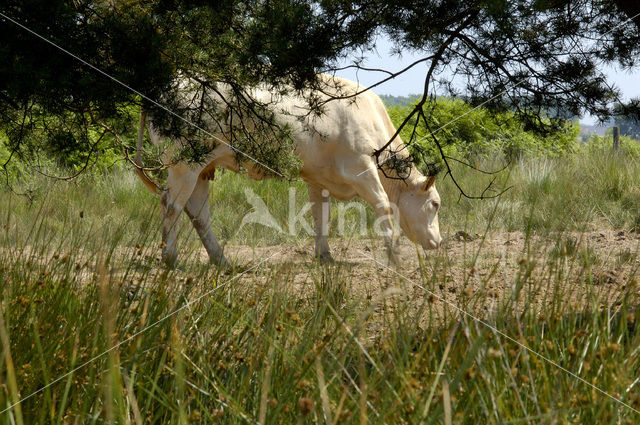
(298, 397, 315, 416)
(487, 348, 501, 358)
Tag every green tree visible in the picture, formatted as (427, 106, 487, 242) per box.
(0, 0, 366, 176)
(0, 1, 639, 188)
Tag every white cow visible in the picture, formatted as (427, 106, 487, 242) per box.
(135, 75, 442, 267)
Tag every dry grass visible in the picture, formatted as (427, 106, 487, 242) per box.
(1, 150, 640, 423)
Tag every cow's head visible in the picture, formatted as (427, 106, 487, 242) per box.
(396, 175, 442, 250)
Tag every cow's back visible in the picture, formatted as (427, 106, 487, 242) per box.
(249, 76, 404, 197)
(173, 76, 407, 196)
(269, 76, 399, 155)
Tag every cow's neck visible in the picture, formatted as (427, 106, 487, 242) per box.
(378, 166, 421, 205)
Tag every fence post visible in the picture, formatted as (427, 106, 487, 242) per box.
(613, 126, 620, 152)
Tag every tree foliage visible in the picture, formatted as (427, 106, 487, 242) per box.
(614, 113, 640, 139)
(0, 0, 363, 176)
(0, 0, 638, 184)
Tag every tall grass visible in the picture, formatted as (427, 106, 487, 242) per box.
(0, 149, 639, 424)
(438, 149, 640, 234)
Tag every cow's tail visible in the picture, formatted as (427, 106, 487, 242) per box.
(134, 109, 162, 194)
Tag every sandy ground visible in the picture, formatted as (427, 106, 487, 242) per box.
(214, 229, 640, 318)
(5, 229, 639, 318)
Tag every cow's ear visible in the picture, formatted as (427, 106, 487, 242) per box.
(424, 175, 436, 191)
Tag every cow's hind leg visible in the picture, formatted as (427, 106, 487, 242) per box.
(184, 176, 230, 268)
(308, 184, 333, 262)
(161, 167, 199, 266)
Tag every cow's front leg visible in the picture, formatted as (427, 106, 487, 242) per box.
(307, 184, 333, 262)
(161, 167, 199, 266)
(352, 172, 400, 265)
(184, 176, 230, 268)
(372, 201, 400, 265)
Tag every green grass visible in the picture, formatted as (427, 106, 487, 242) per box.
(438, 150, 640, 234)
(1, 148, 640, 424)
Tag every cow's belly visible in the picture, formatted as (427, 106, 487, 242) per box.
(209, 142, 360, 201)
(300, 167, 358, 200)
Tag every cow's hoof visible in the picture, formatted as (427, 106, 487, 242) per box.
(206, 249, 229, 267)
(210, 256, 232, 271)
(223, 261, 254, 275)
(162, 251, 178, 268)
(386, 249, 400, 267)
(316, 252, 335, 264)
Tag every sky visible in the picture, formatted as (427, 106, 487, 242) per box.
(335, 36, 640, 125)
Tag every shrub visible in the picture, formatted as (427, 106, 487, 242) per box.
(386, 97, 579, 172)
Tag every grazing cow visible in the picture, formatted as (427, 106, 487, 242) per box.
(135, 75, 442, 267)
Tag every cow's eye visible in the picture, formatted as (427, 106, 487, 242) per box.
(432, 201, 440, 211)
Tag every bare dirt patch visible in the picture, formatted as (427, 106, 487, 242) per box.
(8, 229, 638, 319)
(220, 230, 640, 318)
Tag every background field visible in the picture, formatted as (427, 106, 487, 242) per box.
(2, 142, 640, 424)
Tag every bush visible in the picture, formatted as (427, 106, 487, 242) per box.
(386, 97, 579, 171)
(0, 105, 136, 182)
